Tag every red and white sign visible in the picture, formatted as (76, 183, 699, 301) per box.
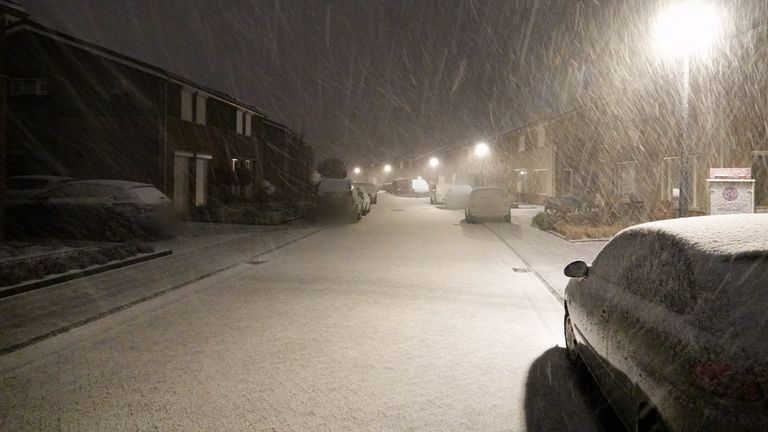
(709, 168, 751, 179)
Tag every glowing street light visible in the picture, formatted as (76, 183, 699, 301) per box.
(474, 142, 489, 186)
(429, 157, 439, 168)
(353, 167, 361, 175)
(652, 1, 721, 60)
(652, 1, 722, 217)
(383, 164, 392, 173)
(474, 142, 489, 159)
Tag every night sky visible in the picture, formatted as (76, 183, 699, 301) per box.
(22, 0, 594, 164)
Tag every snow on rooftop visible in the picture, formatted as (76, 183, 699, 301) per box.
(625, 214, 768, 256)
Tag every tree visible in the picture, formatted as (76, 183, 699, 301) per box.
(316, 158, 347, 179)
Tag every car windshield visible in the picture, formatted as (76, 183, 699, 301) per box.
(3, 1, 768, 430)
(131, 186, 168, 203)
(7, 178, 49, 190)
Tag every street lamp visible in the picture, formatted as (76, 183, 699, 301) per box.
(383, 164, 392, 173)
(652, 1, 722, 217)
(474, 142, 489, 186)
(428, 157, 439, 183)
(353, 167, 361, 175)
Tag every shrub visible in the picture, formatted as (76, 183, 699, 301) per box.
(532, 212, 558, 231)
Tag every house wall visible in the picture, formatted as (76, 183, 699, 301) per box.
(6, 26, 270, 213)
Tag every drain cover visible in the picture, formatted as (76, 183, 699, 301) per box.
(512, 268, 529, 273)
(247, 260, 268, 265)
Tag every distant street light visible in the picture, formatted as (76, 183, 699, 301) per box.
(652, 1, 722, 217)
(353, 167, 361, 175)
(474, 142, 489, 186)
(383, 164, 392, 173)
(429, 157, 439, 168)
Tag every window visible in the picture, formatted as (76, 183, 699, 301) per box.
(245, 114, 252, 137)
(9, 79, 49, 96)
(111, 80, 130, 95)
(181, 89, 194, 122)
(231, 158, 238, 171)
(518, 136, 525, 153)
(195, 94, 207, 125)
(236, 110, 244, 134)
(617, 161, 638, 196)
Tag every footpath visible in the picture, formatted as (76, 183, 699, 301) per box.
(485, 206, 607, 301)
(0, 221, 322, 355)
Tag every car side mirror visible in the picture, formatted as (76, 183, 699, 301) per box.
(564, 260, 589, 278)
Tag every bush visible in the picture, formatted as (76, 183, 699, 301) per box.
(532, 212, 558, 231)
(566, 210, 602, 226)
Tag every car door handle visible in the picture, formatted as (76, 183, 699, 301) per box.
(599, 309, 609, 321)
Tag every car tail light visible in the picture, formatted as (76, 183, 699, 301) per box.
(690, 361, 763, 401)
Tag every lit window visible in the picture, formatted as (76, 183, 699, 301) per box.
(245, 114, 252, 137)
(195, 94, 207, 125)
(236, 111, 244, 134)
(181, 89, 193, 122)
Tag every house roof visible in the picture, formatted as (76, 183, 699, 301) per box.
(7, 19, 266, 117)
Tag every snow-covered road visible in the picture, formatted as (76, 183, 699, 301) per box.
(0, 193, 616, 431)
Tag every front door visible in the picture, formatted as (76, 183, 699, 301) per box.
(173, 154, 191, 213)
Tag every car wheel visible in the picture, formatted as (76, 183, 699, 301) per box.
(564, 314, 583, 367)
(637, 404, 667, 432)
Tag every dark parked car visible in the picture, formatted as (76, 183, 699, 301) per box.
(311, 178, 362, 224)
(8, 179, 175, 241)
(6, 175, 73, 204)
(353, 182, 379, 204)
(563, 214, 768, 432)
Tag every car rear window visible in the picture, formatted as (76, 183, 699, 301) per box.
(471, 189, 504, 199)
(132, 186, 168, 203)
(317, 180, 350, 194)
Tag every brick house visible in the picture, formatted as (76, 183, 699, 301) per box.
(5, 20, 311, 214)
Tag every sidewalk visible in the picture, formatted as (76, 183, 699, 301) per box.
(0, 222, 322, 355)
(485, 206, 607, 300)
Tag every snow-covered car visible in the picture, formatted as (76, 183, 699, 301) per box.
(355, 184, 371, 215)
(465, 187, 510, 223)
(563, 214, 768, 432)
(6, 175, 73, 203)
(444, 185, 472, 209)
(312, 178, 361, 223)
(353, 182, 379, 204)
(10, 179, 174, 240)
(429, 182, 452, 204)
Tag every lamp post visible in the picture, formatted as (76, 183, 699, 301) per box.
(652, 1, 721, 217)
(353, 167, 361, 175)
(429, 157, 439, 183)
(474, 142, 489, 187)
(383, 164, 392, 174)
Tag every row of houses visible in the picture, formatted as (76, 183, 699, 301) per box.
(395, 21, 768, 217)
(1, 5, 313, 221)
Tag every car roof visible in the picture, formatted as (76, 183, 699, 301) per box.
(10, 175, 73, 181)
(621, 214, 768, 257)
(60, 179, 154, 189)
(470, 187, 503, 193)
